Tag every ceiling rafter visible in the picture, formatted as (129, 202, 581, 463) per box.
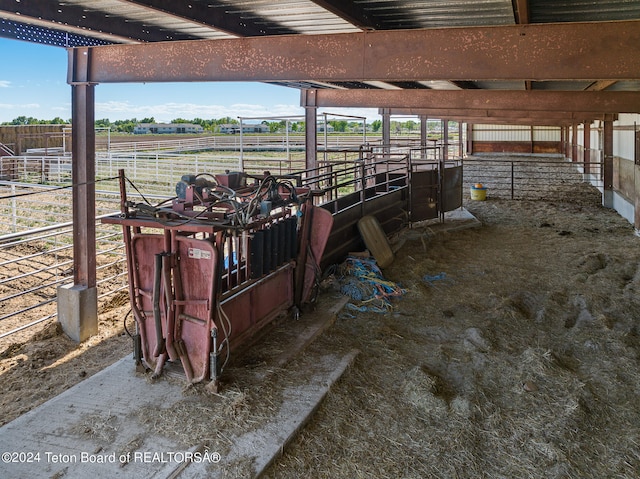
(512, 0, 530, 24)
(307, 0, 380, 30)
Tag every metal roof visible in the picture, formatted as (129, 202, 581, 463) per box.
(1, 0, 639, 123)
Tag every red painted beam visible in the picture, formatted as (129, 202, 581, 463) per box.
(308, 89, 640, 113)
(384, 108, 608, 122)
(71, 20, 640, 83)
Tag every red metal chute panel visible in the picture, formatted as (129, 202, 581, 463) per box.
(174, 236, 217, 383)
(130, 234, 167, 370)
(221, 264, 294, 350)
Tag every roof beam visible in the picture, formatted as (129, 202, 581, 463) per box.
(307, 0, 381, 30)
(512, 0, 530, 24)
(306, 89, 640, 114)
(71, 20, 640, 83)
(452, 118, 583, 126)
(384, 108, 608, 122)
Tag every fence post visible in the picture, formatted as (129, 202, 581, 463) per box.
(511, 162, 515, 199)
(11, 184, 16, 233)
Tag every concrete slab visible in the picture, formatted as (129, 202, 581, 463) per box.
(182, 350, 358, 479)
(411, 207, 482, 234)
(0, 294, 355, 479)
(391, 207, 481, 252)
(0, 356, 187, 479)
(57, 284, 98, 342)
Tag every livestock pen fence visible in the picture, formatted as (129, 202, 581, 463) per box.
(0, 147, 376, 341)
(461, 153, 604, 200)
(0, 148, 599, 341)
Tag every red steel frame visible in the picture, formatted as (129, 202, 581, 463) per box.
(104, 169, 327, 390)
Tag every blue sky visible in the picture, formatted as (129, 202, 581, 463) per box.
(0, 38, 378, 124)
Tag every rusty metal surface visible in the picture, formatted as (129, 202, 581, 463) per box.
(314, 90, 640, 113)
(129, 234, 168, 373)
(72, 20, 640, 83)
(70, 79, 96, 289)
(386, 108, 610, 122)
(174, 236, 217, 382)
(103, 170, 331, 385)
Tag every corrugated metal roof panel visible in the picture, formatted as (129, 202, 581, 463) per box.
(360, 0, 516, 28)
(530, 0, 640, 23)
(473, 81, 527, 90)
(531, 81, 594, 91)
(217, 0, 361, 34)
(605, 81, 640, 91)
(64, 0, 235, 40)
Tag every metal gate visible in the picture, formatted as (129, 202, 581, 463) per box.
(409, 160, 462, 223)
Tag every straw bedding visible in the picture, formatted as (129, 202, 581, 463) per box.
(2, 180, 640, 478)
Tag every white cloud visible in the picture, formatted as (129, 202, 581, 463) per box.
(0, 102, 40, 110)
(95, 100, 305, 122)
(0, 81, 10, 88)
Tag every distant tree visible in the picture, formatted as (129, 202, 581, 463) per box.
(139, 117, 155, 124)
(50, 117, 70, 125)
(111, 119, 137, 133)
(9, 116, 39, 125)
(405, 120, 416, 133)
(214, 117, 237, 125)
(370, 120, 382, 132)
(329, 120, 348, 133)
(347, 121, 361, 132)
(268, 121, 280, 133)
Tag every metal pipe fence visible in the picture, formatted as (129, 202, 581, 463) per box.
(462, 155, 604, 200)
(0, 180, 131, 341)
(0, 147, 602, 342)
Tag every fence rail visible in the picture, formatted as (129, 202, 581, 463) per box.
(462, 155, 603, 200)
(0, 148, 600, 342)
(0, 182, 132, 341)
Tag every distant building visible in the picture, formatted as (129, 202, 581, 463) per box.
(219, 123, 270, 134)
(133, 123, 204, 134)
(317, 124, 335, 133)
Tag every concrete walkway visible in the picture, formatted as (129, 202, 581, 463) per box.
(0, 295, 355, 479)
(0, 349, 357, 479)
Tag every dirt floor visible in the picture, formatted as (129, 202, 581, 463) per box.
(2, 181, 640, 478)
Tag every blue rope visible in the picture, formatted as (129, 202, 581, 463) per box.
(338, 255, 407, 314)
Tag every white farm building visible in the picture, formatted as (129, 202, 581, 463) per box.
(133, 123, 204, 134)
